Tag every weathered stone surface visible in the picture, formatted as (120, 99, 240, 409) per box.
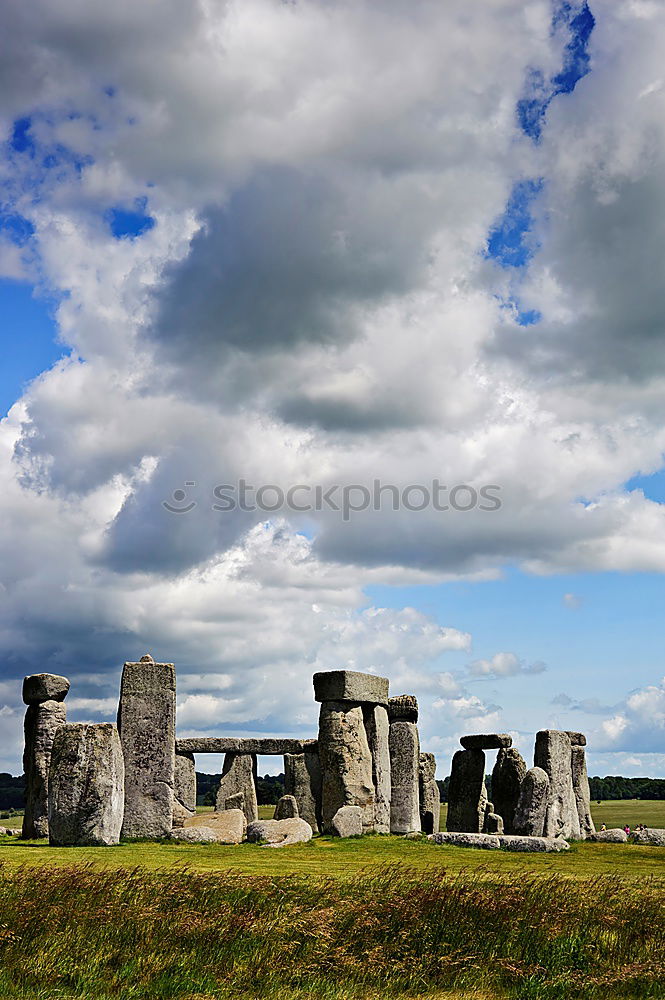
(571, 745, 595, 839)
(484, 812, 504, 834)
(22, 673, 70, 705)
(313, 670, 389, 705)
(419, 753, 440, 835)
(633, 828, 665, 846)
(171, 826, 219, 844)
(184, 808, 246, 843)
(176, 737, 318, 755)
(588, 828, 628, 843)
(498, 835, 570, 853)
(246, 818, 313, 847)
(318, 701, 375, 833)
(534, 730, 580, 839)
(491, 748, 527, 834)
(174, 751, 197, 813)
(364, 704, 391, 833)
(284, 751, 322, 833)
(22, 699, 67, 839)
(48, 723, 124, 847)
(513, 767, 550, 837)
(331, 804, 363, 837)
(118, 656, 175, 839)
(565, 731, 587, 747)
(446, 748, 486, 833)
(431, 831, 500, 849)
(225, 792, 244, 812)
(172, 799, 195, 829)
(389, 720, 420, 834)
(274, 795, 299, 819)
(387, 695, 418, 723)
(460, 733, 512, 750)
(215, 753, 258, 824)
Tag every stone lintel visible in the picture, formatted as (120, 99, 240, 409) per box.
(565, 731, 587, 746)
(460, 733, 513, 750)
(175, 737, 318, 755)
(313, 669, 389, 705)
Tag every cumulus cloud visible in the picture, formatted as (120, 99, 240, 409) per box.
(596, 676, 665, 753)
(468, 652, 546, 678)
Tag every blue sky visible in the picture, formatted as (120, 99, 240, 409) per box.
(1, 0, 664, 779)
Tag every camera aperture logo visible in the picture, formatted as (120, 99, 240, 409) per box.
(162, 479, 502, 520)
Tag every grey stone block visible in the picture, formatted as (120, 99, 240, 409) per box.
(513, 766, 549, 837)
(174, 751, 197, 814)
(22, 673, 70, 705)
(215, 753, 258, 824)
(176, 737, 318, 755)
(22, 699, 67, 839)
(284, 751, 322, 833)
(491, 747, 527, 834)
(313, 670, 389, 705)
(632, 828, 665, 846)
(246, 818, 313, 847)
(571, 745, 595, 839)
(565, 731, 587, 746)
(48, 723, 124, 847)
(534, 730, 580, 839)
(498, 835, 570, 852)
(183, 808, 246, 843)
(446, 748, 486, 833)
(484, 812, 504, 835)
(274, 795, 299, 819)
(588, 828, 628, 843)
(419, 752, 440, 835)
(364, 704, 391, 833)
(118, 655, 175, 839)
(318, 701, 375, 833)
(387, 695, 418, 722)
(460, 733, 512, 750)
(389, 720, 420, 834)
(331, 804, 363, 837)
(431, 831, 500, 849)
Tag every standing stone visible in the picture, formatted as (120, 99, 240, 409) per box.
(118, 654, 176, 839)
(534, 730, 580, 839)
(173, 751, 197, 827)
(225, 792, 245, 812)
(22, 695, 67, 839)
(389, 696, 420, 834)
(215, 753, 258, 824)
(484, 811, 504, 834)
(419, 753, 440, 834)
(491, 748, 527, 834)
(363, 704, 391, 833)
(274, 794, 299, 819)
(571, 744, 595, 839)
(331, 805, 363, 838)
(22, 674, 70, 705)
(318, 701, 375, 833)
(48, 723, 124, 846)
(446, 748, 486, 833)
(513, 766, 550, 837)
(284, 751, 322, 833)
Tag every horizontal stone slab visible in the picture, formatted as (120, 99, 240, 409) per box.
(175, 737, 318, 755)
(460, 733, 512, 750)
(313, 669, 389, 705)
(430, 832, 500, 849)
(498, 835, 570, 853)
(430, 831, 569, 853)
(565, 731, 587, 746)
(588, 828, 628, 843)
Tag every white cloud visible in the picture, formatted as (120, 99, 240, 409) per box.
(596, 676, 665, 752)
(468, 652, 546, 677)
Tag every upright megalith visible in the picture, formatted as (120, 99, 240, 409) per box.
(419, 752, 440, 835)
(388, 695, 420, 835)
(274, 794, 298, 819)
(173, 751, 197, 827)
(363, 704, 391, 833)
(22, 673, 69, 839)
(447, 748, 486, 833)
(491, 748, 527, 834)
(284, 751, 322, 833)
(216, 753, 258, 824)
(534, 730, 580, 839)
(48, 723, 124, 846)
(571, 744, 595, 839)
(118, 654, 176, 839)
(513, 766, 550, 836)
(315, 670, 387, 834)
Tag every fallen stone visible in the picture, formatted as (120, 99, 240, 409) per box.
(498, 835, 570, 853)
(389, 719, 421, 834)
(460, 733, 512, 750)
(571, 745, 595, 839)
(364, 704, 391, 833)
(331, 805, 363, 837)
(491, 748, 527, 834)
(318, 701, 375, 833)
(284, 751, 322, 833)
(513, 767, 550, 837)
(22, 673, 70, 705)
(588, 828, 628, 843)
(215, 753, 258, 824)
(431, 831, 501, 849)
(0, 827, 6, 836)
(48, 723, 125, 847)
(184, 808, 246, 844)
(565, 731, 587, 747)
(484, 812, 504, 835)
(118, 656, 176, 839)
(274, 794, 299, 819)
(534, 730, 580, 839)
(174, 751, 197, 813)
(22, 699, 67, 839)
(246, 817, 313, 847)
(633, 828, 665, 846)
(171, 826, 219, 844)
(172, 799, 196, 829)
(387, 695, 419, 723)
(419, 753, 440, 835)
(313, 669, 389, 705)
(447, 748, 486, 833)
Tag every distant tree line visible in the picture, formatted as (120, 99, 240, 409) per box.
(196, 772, 285, 807)
(589, 776, 665, 801)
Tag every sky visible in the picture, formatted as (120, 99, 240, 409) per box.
(0, 0, 664, 781)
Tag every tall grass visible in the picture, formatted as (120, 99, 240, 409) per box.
(0, 862, 663, 999)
